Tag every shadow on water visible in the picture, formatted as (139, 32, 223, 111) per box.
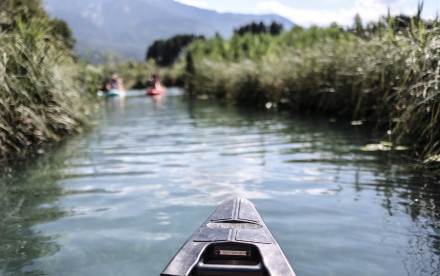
(370, 165, 440, 274)
(0, 142, 79, 275)
(0, 90, 439, 275)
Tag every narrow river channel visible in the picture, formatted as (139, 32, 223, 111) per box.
(1, 89, 439, 275)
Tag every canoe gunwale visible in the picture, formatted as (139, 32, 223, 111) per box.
(160, 198, 296, 276)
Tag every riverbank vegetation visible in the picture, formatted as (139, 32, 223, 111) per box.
(3, 0, 438, 167)
(91, 10, 440, 165)
(161, 9, 439, 165)
(0, 0, 96, 161)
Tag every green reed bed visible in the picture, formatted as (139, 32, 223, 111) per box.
(0, 23, 94, 161)
(178, 25, 440, 163)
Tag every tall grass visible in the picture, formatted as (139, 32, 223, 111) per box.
(0, 21, 94, 161)
(389, 26, 440, 159)
(172, 21, 440, 163)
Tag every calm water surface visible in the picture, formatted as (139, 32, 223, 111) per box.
(1, 89, 439, 276)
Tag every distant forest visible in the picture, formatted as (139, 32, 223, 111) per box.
(145, 15, 438, 68)
(234, 21, 283, 36)
(146, 34, 205, 66)
(145, 21, 283, 66)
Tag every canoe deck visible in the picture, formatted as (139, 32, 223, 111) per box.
(161, 198, 296, 276)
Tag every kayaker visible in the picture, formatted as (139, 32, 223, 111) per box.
(148, 73, 165, 91)
(106, 73, 125, 91)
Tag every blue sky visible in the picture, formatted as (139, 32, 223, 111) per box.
(174, 0, 439, 27)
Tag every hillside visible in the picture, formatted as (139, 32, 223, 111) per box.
(44, 0, 294, 62)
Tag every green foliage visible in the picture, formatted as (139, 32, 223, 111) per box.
(98, 55, 160, 89)
(185, 32, 281, 62)
(167, 14, 440, 163)
(1, 0, 76, 53)
(0, 0, 47, 32)
(234, 21, 283, 36)
(77, 51, 175, 92)
(353, 14, 364, 37)
(0, 31, 93, 160)
(0, 1, 94, 161)
(184, 52, 196, 94)
(49, 18, 76, 51)
(146, 34, 205, 66)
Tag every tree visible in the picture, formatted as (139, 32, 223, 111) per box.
(234, 21, 284, 36)
(0, 0, 76, 53)
(269, 22, 283, 35)
(0, 0, 47, 31)
(184, 52, 195, 95)
(49, 18, 76, 51)
(146, 34, 205, 66)
(353, 14, 364, 37)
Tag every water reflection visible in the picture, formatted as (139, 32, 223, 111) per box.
(149, 94, 165, 109)
(375, 169, 440, 274)
(0, 90, 439, 275)
(0, 143, 79, 275)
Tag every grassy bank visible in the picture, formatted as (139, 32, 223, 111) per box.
(167, 19, 439, 164)
(0, 1, 96, 161)
(100, 19, 440, 165)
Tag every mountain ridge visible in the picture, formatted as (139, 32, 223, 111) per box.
(43, 0, 294, 61)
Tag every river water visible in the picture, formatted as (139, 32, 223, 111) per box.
(1, 89, 439, 276)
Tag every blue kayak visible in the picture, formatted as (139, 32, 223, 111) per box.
(104, 89, 124, 97)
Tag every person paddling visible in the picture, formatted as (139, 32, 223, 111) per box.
(108, 73, 125, 91)
(148, 74, 165, 91)
(146, 73, 166, 95)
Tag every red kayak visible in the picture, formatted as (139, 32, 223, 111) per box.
(146, 88, 165, 96)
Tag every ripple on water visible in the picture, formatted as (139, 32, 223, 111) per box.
(3, 92, 439, 276)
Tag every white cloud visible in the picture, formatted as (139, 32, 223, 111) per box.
(174, 0, 209, 9)
(254, 0, 408, 27)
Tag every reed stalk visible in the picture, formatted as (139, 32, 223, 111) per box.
(0, 23, 93, 161)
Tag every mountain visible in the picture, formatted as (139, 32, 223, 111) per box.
(43, 0, 294, 62)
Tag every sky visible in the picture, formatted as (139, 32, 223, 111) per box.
(173, 0, 439, 27)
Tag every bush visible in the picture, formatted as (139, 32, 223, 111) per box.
(0, 23, 93, 160)
(171, 22, 440, 162)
